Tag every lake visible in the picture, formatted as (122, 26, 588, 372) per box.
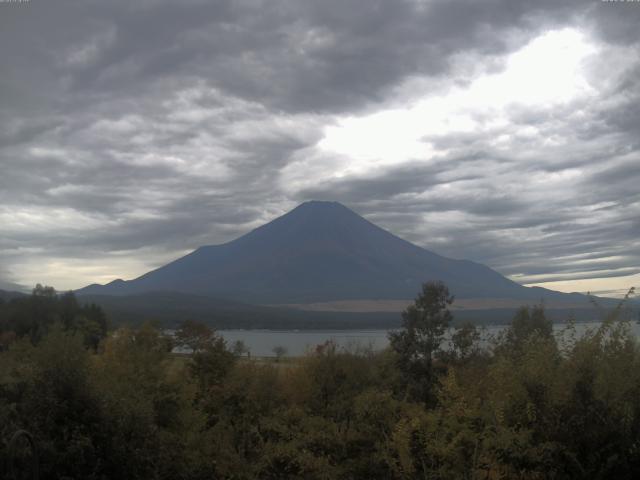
(217, 320, 640, 357)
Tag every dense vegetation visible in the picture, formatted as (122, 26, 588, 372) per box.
(1, 283, 639, 479)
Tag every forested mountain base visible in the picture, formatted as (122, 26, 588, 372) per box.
(1, 284, 639, 479)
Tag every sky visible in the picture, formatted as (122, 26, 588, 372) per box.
(0, 0, 639, 297)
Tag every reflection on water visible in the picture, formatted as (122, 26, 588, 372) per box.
(216, 321, 640, 357)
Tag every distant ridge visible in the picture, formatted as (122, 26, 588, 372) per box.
(77, 201, 590, 306)
(0, 289, 28, 301)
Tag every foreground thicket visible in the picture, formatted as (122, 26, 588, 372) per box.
(1, 285, 639, 479)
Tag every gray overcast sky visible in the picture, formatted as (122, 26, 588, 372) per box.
(1, 0, 639, 295)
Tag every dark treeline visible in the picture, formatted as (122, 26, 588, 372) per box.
(0, 284, 108, 350)
(1, 282, 639, 479)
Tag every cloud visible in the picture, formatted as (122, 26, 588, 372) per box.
(0, 0, 638, 294)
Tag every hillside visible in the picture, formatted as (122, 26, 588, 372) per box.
(0, 289, 27, 302)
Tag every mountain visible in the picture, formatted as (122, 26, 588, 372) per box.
(0, 289, 27, 302)
(77, 201, 592, 307)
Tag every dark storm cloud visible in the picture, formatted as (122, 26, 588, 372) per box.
(0, 0, 639, 290)
(0, 0, 587, 115)
(587, 1, 640, 45)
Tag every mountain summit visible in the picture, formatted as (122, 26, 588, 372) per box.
(78, 201, 575, 304)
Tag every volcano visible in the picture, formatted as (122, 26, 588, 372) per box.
(78, 201, 586, 306)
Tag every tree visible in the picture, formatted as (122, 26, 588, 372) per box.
(190, 335, 236, 391)
(32, 283, 56, 298)
(77, 302, 109, 349)
(0, 286, 108, 348)
(388, 281, 454, 404)
(499, 304, 553, 355)
(174, 319, 214, 353)
(272, 345, 287, 362)
(92, 323, 198, 479)
(5, 325, 105, 479)
(450, 321, 482, 362)
(232, 339, 250, 357)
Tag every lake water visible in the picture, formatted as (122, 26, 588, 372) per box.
(217, 321, 640, 357)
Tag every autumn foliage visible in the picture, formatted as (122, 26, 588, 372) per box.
(1, 284, 639, 479)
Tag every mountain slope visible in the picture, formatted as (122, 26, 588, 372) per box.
(0, 289, 28, 302)
(77, 201, 587, 304)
